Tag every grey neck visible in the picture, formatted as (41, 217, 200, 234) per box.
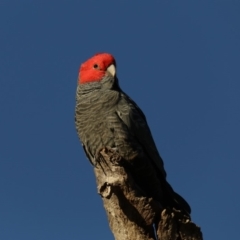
(78, 75, 121, 95)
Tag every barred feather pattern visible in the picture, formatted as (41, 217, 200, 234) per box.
(75, 75, 191, 215)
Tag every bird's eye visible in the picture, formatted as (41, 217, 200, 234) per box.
(93, 64, 99, 69)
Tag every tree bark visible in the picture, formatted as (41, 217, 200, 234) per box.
(94, 147, 203, 240)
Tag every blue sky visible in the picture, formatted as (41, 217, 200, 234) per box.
(0, 1, 239, 239)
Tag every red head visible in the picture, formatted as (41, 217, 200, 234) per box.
(79, 53, 116, 84)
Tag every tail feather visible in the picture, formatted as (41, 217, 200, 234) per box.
(164, 181, 191, 215)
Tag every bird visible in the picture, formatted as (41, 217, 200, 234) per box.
(75, 52, 191, 215)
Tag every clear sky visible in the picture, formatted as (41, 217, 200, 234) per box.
(0, 1, 239, 239)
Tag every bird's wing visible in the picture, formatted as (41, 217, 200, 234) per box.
(117, 91, 191, 214)
(117, 92, 167, 179)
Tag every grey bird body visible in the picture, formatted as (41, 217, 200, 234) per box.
(75, 78, 165, 172)
(75, 74, 191, 215)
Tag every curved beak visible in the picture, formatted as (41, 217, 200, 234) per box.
(107, 64, 116, 77)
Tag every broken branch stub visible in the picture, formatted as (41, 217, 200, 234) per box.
(93, 147, 203, 240)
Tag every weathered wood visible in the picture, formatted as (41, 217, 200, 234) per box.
(94, 147, 203, 240)
(157, 209, 203, 240)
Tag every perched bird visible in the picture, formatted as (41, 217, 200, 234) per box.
(75, 53, 191, 215)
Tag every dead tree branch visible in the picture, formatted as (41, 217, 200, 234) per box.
(94, 147, 203, 240)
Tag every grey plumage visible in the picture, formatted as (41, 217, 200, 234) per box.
(75, 58, 191, 215)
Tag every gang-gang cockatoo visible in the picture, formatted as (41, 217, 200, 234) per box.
(75, 53, 191, 215)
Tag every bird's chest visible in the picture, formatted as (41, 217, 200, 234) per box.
(75, 90, 142, 160)
(76, 91, 120, 136)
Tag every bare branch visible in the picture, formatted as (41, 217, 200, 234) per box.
(94, 147, 203, 240)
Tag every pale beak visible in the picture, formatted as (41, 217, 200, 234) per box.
(107, 64, 116, 77)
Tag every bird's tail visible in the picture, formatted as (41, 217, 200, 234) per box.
(164, 181, 191, 216)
